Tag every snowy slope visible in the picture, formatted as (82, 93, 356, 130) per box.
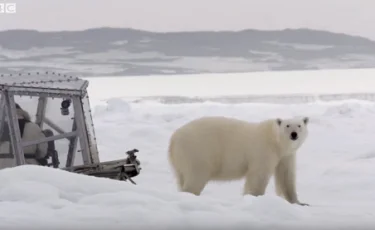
(2, 69, 375, 229)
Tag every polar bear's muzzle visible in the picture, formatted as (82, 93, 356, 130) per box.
(290, 131, 298, 140)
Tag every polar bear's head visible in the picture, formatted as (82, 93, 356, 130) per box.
(275, 117, 309, 151)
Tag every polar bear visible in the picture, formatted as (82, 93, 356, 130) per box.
(168, 116, 309, 206)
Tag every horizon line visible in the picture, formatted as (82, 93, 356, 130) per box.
(0, 26, 372, 42)
(0, 26, 356, 35)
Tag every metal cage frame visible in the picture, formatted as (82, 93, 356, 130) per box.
(0, 71, 100, 167)
(0, 71, 141, 183)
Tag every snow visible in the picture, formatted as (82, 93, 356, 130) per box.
(2, 69, 375, 229)
(263, 41, 335, 51)
(85, 68, 375, 99)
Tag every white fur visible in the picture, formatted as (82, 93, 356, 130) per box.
(0, 108, 48, 169)
(15, 106, 48, 159)
(168, 116, 309, 205)
(21, 122, 48, 160)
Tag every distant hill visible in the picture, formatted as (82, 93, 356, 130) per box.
(1, 27, 375, 76)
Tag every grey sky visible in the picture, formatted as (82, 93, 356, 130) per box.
(1, 0, 374, 39)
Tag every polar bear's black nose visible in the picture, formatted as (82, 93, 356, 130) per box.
(290, 132, 298, 140)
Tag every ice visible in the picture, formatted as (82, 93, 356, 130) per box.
(1, 69, 375, 229)
(85, 68, 375, 99)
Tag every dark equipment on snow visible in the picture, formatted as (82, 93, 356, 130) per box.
(64, 149, 141, 184)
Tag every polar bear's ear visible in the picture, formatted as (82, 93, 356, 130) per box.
(303, 117, 309, 125)
(276, 118, 282, 126)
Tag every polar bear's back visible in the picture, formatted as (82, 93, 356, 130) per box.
(168, 116, 275, 180)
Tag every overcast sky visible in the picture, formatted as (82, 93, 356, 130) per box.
(1, 0, 374, 39)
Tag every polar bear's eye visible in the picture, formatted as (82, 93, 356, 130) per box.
(298, 125, 301, 128)
(286, 125, 290, 128)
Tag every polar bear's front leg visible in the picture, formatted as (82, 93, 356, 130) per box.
(243, 164, 274, 197)
(274, 153, 308, 206)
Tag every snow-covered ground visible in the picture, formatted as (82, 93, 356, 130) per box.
(2, 69, 375, 229)
(86, 68, 375, 97)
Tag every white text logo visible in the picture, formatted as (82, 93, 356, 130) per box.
(0, 3, 16, 14)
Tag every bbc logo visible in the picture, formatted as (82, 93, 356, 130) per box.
(0, 3, 16, 14)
